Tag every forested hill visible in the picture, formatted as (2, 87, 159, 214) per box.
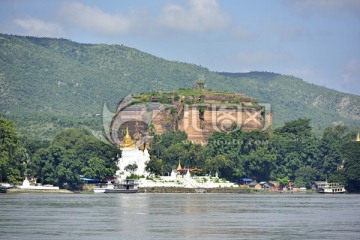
(216, 72, 360, 131)
(0, 33, 359, 137)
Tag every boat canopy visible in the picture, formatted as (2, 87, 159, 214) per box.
(80, 177, 100, 183)
(242, 178, 253, 182)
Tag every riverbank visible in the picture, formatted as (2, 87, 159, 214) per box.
(2, 186, 315, 194)
(5, 188, 74, 194)
(138, 187, 314, 194)
(138, 187, 252, 193)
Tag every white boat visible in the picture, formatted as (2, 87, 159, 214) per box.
(0, 183, 14, 193)
(93, 179, 138, 193)
(315, 181, 346, 194)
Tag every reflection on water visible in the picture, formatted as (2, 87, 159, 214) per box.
(0, 193, 359, 240)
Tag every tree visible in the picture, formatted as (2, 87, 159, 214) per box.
(341, 141, 360, 192)
(243, 146, 277, 181)
(82, 157, 112, 180)
(148, 131, 206, 174)
(206, 128, 243, 157)
(150, 131, 188, 153)
(294, 166, 320, 188)
(271, 118, 319, 181)
(204, 154, 234, 178)
(124, 163, 138, 174)
(30, 128, 120, 188)
(162, 143, 188, 170)
(31, 147, 55, 184)
(145, 156, 163, 176)
(317, 126, 348, 179)
(240, 130, 270, 155)
(277, 176, 290, 187)
(0, 118, 26, 184)
(274, 118, 312, 138)
(55, 149, 82, 188)
(20, 136, 50, 159)
(163, 141, 206, 172)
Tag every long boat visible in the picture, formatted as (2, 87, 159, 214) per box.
(315, 181, 346, 194)
(93, 179, 138, 193)
(0, 183, 14, 193)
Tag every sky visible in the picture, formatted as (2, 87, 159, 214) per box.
(0, 0, 359, 95)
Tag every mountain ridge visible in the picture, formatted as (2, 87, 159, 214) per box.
(0, 33, 359, 137)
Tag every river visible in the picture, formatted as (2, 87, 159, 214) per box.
(0, 193, 359, 240)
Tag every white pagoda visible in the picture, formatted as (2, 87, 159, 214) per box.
(116, 127, 150, 181)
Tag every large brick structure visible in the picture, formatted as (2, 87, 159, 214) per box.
(109, 90, 272, 146)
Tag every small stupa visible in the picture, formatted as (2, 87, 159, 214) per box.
(356, 132, 360, 142)
(177, 161, 183, 172)
(22, 174, 30, 188)
(18, 174, 59, 190)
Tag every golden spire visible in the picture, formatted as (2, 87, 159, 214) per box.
(356, 132, 360, 142)
(119, 127, 135, 149)
(125, 127, 130, 137)
(177, 161, 182, 171)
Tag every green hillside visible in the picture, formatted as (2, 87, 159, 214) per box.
(0, 33, 359, 138)
(216, 72, 360, 132)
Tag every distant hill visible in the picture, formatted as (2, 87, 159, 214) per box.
(0, 33, 359, 138)
(216, 72, 360, 132)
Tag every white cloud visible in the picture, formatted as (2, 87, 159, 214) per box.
(161, 0, 229, 31)
(13, 18, 64, 37)
(60, 2, 131, 35)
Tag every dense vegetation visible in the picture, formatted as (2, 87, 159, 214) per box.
(147, 118, 360, 192)
(0, 118, 120, 189)
(0, 118, 26, 184)
(1, 117, 359, 192)
(0, 34, 359, 139)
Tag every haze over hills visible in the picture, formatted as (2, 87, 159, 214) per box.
(0, 34, 359, 138)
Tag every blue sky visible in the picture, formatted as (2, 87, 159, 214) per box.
(1, 0, 359, 95)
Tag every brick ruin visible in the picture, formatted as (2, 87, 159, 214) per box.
(109, 90, 272, 146)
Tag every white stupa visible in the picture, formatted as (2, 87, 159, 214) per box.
(116, 127, 150, 181)
(18, 174, 59, 190)
(22, 175, 30, 188)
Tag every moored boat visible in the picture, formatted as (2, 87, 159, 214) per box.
(0, 183, 13, 193)
(93, 179, 138, 193)
(314, 181, 346, 194)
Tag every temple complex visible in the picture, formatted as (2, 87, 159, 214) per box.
(115, 130, 237, 188)
(116, 127, 150, 180)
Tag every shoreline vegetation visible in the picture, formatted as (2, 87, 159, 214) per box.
(2, 116, 360, 193)
(3, 187, 315, 194)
